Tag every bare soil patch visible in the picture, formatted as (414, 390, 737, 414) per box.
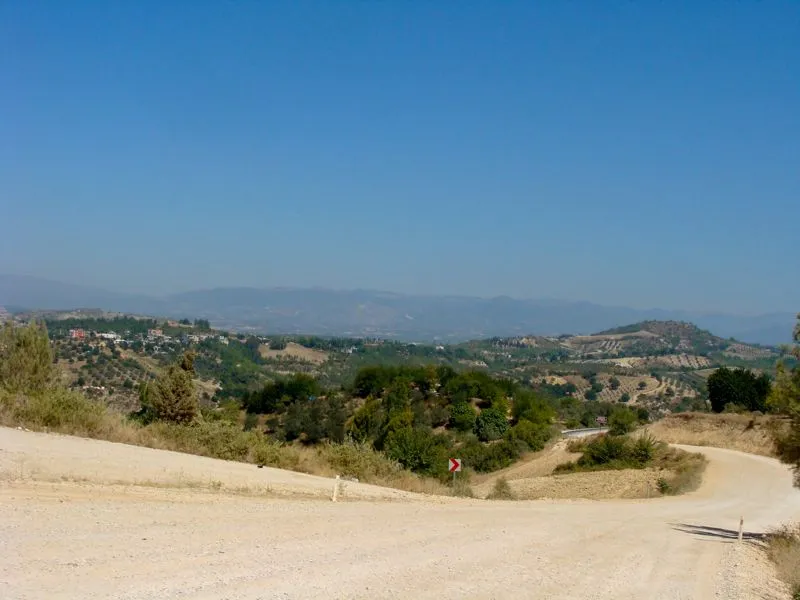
(259, 342, 329, 364)
(507, 468, 665, 500)
(2, 429, 799, 599)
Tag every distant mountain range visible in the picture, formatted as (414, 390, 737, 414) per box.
(0, 274, 795, 345)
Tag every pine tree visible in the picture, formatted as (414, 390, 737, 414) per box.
(0, 321, 57, 395)
(149, 351, 198, 423)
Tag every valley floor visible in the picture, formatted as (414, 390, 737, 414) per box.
(1, 427, 799, 599)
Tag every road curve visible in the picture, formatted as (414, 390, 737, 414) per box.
(1, 427, 799, 599)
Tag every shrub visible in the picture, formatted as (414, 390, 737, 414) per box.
(765, 523, 800, 597)
(655, 448, 707, 495)
(555, 432, 705, 490)
(505, 420, 551, 452)
(451, 479, 475, 498)
(147, 352, 198, 424)
(243, 412, 259, 431)
(1, 387, 107, 437)
(707, 366, 771, 413)
(474, 407, 508, 441)
(608, 407, 637, 436)
(0, 322, 57, 396)
(630, 433, 658, 463)
(449, 400, 477, 432)
(579, 434, 633, 466)
(460, 439, 520, 472)
(347, 396, 385, 443)
(486, 476, 515, 500)
(383, 427, 450, 478)
(768, 317, 800, 486)
(512, 390, 554, 425)
(320, 439, 404, 481)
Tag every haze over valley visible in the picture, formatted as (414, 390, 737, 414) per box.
(0, 274, 794, 345)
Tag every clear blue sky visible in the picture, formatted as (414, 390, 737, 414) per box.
(2, 2, 798, 314)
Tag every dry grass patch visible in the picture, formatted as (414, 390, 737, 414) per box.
(646, 412, 786, 457)
(258, 342, 328, 365)
(476, 434, 706, 500)
(509, 468, 665, 500)
(0, 389, 449, 497)
(554, 433, 707, 497)
(653, 446, 707, 495)
(765, 523, 800, 599)
(486, 477, 515, 500)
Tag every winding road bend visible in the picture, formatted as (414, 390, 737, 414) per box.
(1, 426, 799, 599)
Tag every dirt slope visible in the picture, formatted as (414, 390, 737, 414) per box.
(2, 427, 800, 599)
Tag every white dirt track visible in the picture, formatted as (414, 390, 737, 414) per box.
(2, 426, 799, 600)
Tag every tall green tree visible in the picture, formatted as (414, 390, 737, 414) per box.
(512, 390, 554, 425)
(148, 351, 198, 423)
(325, 395, 348, 443)
(475, 406, 509, 441)
(707, 366, 771, 412)
(347, 396, 385, 442)
(449, 400, 477, 432)
(770, 314, 800, 485)
(0, 321, 57, 395)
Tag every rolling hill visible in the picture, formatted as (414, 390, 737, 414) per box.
(0, 274, 794, 344)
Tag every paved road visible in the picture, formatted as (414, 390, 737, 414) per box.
(1, 427, 799, 599)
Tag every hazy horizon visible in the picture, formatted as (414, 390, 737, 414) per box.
(3, 3, 798, 314)
(0, 272, 795, 318)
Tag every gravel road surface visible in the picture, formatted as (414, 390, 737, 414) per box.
(1, 427, 798, 599)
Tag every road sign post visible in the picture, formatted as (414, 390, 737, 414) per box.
(449, 458, 462, 486)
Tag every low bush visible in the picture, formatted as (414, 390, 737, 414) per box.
(630, 433, 658, 463)
(505, 420, 552, 452)
(554, 432, 705, 495)
(486, 476, 515, 500)
(475, 407, 508, 441)
(654, 446, 707, 495)
(1, 387, 108, 437)
(383, 427, 451, 479)
(765, 523, 800, 598)
(321, 439, 404, 482)
(451, 479, 475, 498)
(558, 434, 656, 471)
(460, 439, 521, 472)
(608, 407, 638, 436)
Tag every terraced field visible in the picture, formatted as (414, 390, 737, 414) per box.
(564, 374, 662, 404)
(588, 354, 712, 370)
(653, 354, 712, 369)
(723, 343, 778, 360)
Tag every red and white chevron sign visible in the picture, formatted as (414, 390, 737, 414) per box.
(449, 458, 462, 473)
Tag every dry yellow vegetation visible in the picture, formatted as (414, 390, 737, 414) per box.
(258, 342, 329, 364)
(645, 412, 786, 457)
(473, 438, 705, 500)
(766, 523, 800, 597)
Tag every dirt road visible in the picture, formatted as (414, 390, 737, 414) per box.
(2, 427, 799, 599)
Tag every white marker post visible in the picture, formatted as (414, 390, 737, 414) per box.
(332, 475, 340, 502)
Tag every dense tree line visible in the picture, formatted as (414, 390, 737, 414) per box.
(233, 364, 650, 479)
(707, 366, 771, 413)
